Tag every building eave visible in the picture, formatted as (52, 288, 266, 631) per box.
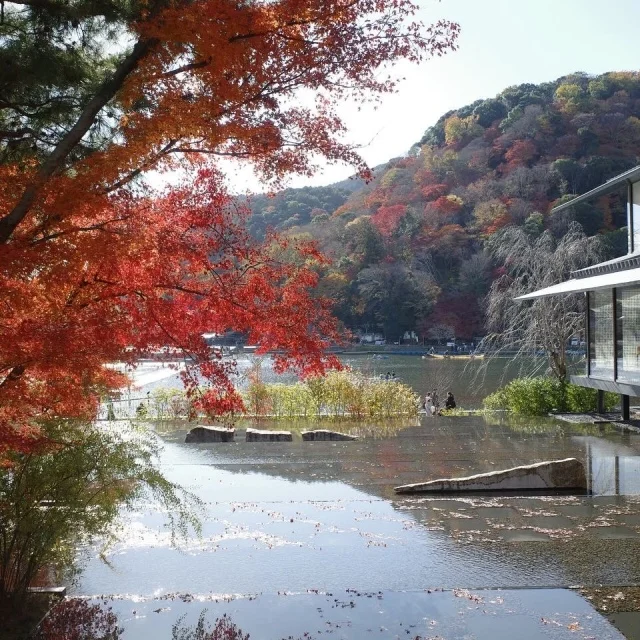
(515, 266, 640, 300)
(551, 165, 640, 214)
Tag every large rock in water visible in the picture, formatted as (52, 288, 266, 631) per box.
(394, 458, 587, 494)
(246, 428, 292, 442)
(301, 430, 358, 441)
(185, 426, 235, 443)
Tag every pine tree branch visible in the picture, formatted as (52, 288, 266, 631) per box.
(0, 37, 157, 244)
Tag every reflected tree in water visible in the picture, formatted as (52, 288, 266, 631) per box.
(172, 611, 319, 640)
(172, 613, 250, 640)
(35, 598, 123, 640)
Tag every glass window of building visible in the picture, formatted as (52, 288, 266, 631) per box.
(616, 285, 640, 383)
(632, 185, 640, 253)
(589, 290, 614, 379)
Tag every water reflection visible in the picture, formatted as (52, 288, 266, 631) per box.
(155, 414, 640, 498)
(67, 412, 640, 605)
(63, 354, 640, 639)
(38, 589, 627, 640)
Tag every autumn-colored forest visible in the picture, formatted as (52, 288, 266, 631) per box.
(247, 71, 640, 341)
(0, 0, 463, 458)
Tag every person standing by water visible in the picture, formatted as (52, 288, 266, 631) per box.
(432, 390, 440, 411)
(424, 393, 434, 416)
(445, 391, 456, 410)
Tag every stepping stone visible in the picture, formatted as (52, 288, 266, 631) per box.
(394, 458, 587, 494)
(246, 428, 292, 442)
(185, 426, 235, 443)
(301, 430, 358, 441)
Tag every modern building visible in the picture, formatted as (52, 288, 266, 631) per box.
(518, 165, 640, 420)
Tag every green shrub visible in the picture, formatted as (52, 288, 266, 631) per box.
(243, 370, 419, 420)
(483, 377, 564, 415)
(482, 385, 509, 411)
(150, 387, 191, 420)
(483, 377, 617, 416)
(565, 384, 617, 413)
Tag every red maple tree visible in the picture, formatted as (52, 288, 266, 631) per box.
(0, 1, 459, 457)
(371, 204, 407, 236)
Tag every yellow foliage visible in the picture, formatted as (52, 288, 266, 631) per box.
(380, 167, 402, 188)
(444, 114, 481, 145)
(554, 83, 587, 114)
(345, 215, 372, 229)
(473, 199, 508, 227)
(445, 194, 464, 207)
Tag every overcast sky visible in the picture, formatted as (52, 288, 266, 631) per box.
(214, 0, 640, 193)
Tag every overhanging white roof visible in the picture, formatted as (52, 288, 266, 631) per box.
(515, 266, 640, 300)
(551, 164, 640, 213)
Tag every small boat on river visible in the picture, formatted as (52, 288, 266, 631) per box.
(427, 353, 484, 360)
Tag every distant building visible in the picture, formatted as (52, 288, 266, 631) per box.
(518, 166, 640, 419)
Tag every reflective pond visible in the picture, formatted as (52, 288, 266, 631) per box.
(67, 355, 640, 638)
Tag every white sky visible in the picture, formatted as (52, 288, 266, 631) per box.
(209, 0, 640, 193)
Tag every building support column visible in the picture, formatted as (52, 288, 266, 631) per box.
(597, 389, 605, 414)
(621, 394, 630, 421)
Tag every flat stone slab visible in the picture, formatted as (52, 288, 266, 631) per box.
(185, 426, 235, 443)
(553, 413, 611, 424)
(27, 586, 67, 596)
(301, 429, 358, 441)
(246, 428, 292, 442)
(394, 458, 587, 494)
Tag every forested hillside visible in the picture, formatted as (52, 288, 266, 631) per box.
(246, 71, 640, 341)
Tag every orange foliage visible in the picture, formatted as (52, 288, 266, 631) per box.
(372, 204, 407, 236)
(432, 195, 463, 215)
(0, 1, 460, 457)
(1, 171, 344, 457)
(420, 183, 449, 201)
(484, 212, 512, 235)
(504, 139, 537, 171)
(416, 223, 469, 250)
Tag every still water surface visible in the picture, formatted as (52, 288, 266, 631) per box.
(72, 355, 639, 638)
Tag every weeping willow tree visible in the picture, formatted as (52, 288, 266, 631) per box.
(481, 223, 603, 382)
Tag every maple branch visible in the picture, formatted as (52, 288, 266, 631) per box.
(144, 303, 200, 362)
(0, 37, 157, 245)
(102, 139, 178, 194)
(161, 58, 212, 78)
(226, 5, 360, 44)
(31, 216, 131, 245)
(170, 147, 253, 157)
(153, 281, 257, 317)
(0, 365, 25, 390)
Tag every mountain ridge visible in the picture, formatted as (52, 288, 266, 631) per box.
(246, 71, 640, 340)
